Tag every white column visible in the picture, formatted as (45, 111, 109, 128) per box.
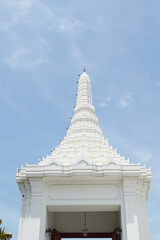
(120, 183, 127, 240)
(17, 182, 26, 240)
(28, 179, 43, 240)
(42, 211, 54, 240)
(23, 181, 31, 240)
(134, 180, 151, 240)
(39, 184, 48, 240)
(123, 178, 140, 240)
(40, 184, 55, 240)
(136, 180, 145, 240)
(141, 182, 151, 240)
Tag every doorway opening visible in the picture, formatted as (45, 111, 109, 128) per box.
(47, 211, 121, 240)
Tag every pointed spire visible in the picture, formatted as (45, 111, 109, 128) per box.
(41, 71, 124, 167)
(83, 66, 86, 72)
(75, 71, 93, 109)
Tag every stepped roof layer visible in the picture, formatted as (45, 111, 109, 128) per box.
(39, 72, 128, 166)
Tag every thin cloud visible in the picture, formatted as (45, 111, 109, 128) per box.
(0, 94, 33, 122)
(70, 41, 90, 67)
(117, 92, 133, 108)
(133, 148, 152, 162)
(7, 47, 48, 70)
(59, 19, 83, 34)
(7, 47, 30, 69)
(98, 96, 111, 108)
(0, 0, 87, 70)
(119, 99, 129, 107)
(0, 0, 33, 30)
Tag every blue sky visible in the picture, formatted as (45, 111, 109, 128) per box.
(0, 0, 160, 239)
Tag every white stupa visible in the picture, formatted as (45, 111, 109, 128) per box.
(16, 71, 151, 240)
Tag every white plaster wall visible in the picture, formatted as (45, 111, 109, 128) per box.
(17, 177, 150, 240)
(17, 197, 26, 240)
(48, 184, 120, 201)
(123, 178, 140, 240)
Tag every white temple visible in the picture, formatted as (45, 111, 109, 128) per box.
(16, 71, 151, 240)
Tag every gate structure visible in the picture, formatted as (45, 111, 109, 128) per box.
(16, 71, 151, 240)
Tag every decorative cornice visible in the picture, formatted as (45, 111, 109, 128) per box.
(29, 179, 43, 197)
(18, 182, 26, 197)
(24, 180, 31, 199)
(123, 177, 151, 200)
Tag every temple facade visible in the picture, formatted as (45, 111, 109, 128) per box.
(16, 71, 151, 240)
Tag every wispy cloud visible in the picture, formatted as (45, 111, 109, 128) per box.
(7, 47, 30, 69)
(0, 94, 33, 121)
(117, 92, 133, 108)
(0, 0, 34, 31)
(0, 0, 53, 69)
(98, 96, 111, 108)
(7, 47, 48, 70)
(59, 19, 84, 35)
(133, 148, 152, 162)
(157, 82, 160, 87)
(0, 0, 87, 70)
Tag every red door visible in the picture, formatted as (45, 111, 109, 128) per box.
(112, 230, 118, 240)
(52, 229, 61, 240)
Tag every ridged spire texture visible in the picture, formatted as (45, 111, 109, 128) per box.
(40, 72, 127, 166)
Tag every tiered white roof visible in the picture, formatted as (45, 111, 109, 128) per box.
(16, 70, 151, 200)
(40, 71, 128, 167)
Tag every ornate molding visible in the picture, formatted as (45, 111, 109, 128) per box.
(123, 178, 150, 201)
(24, 180, 31, 199)
(29, 179, 43, 197)
(18, 182, 26, 198)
